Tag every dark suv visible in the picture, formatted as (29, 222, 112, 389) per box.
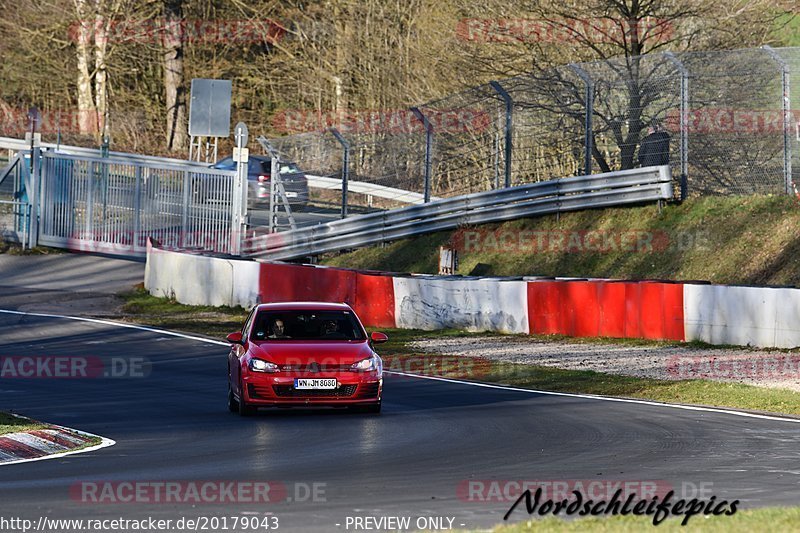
(210, 155, 309, 209)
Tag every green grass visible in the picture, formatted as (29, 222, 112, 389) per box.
(484, 506, 800, 532)
(0, 241, 65, 255)
(323, 196, 800, 287)
(120, 285, 248, 338)
(0, 412, 46, 435)
(377, 328, 800, 416)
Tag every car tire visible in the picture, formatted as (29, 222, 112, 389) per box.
(227, 382, 239, 413)
(238, 379, 256, 417)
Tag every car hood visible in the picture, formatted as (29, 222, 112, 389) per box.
(249, 341, 374, 366)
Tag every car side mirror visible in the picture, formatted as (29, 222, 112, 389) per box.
(370, 332, 388, 344)
(226, 332, 244, 345)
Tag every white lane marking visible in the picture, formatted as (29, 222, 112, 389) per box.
(3, 308, 800, 426)
(0, 309, 228, 346)
(385, 371, 800, 425)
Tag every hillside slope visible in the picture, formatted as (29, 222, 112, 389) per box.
(322, 196, 800, 286)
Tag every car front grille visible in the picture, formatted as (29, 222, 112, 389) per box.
(272, 384, 358, 398)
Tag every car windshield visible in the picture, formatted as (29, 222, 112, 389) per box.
(279, 163, 301, 174)
(251, 310, 366, 341)
(212, 157, 268, 174)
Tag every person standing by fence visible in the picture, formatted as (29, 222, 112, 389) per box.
(638, 122, 671, 167)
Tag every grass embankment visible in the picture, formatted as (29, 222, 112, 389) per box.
(117, 291, 800, 417)
(322, 196, 800, 287)
(120, 285, 247, 338)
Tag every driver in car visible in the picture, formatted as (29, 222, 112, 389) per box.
(268, 319, 290, 339)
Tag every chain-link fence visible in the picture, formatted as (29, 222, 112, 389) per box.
(259, 46, 800, 230)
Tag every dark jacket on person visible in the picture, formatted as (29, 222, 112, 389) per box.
(638, 130, 671, 167)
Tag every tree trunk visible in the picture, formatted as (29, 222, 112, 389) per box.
(162, 0, 187, 153)
(74, 0, 97, 135)
(94, 1, 109, 140)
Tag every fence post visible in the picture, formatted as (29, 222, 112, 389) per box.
(180, 168, 189, 248)
(25, 109, 41, 248)
(489, 81, 513, 188)
(568, 64, 593, 176)
(664, 52, 690, 200)
(410, 107, 433, 202)
(269, 155, 278, 234)
(133, 166, 142, 251)
(763, 45, 792, 195)
(329, 128, 350, 218)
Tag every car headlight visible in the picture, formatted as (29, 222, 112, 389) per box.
(351, 356, 380, 372)
(249, 359, 279, 373)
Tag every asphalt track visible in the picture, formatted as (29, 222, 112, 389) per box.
(1, 288, 800, 532)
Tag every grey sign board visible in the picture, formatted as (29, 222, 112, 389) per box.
(188, 79, 232, 137)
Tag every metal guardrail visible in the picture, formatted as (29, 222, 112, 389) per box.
(305, 174, 438, 205)
(244, 165, 673, 260)
(0, 136, 212, 168)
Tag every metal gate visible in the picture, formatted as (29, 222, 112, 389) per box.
(35, 151, 245, 256)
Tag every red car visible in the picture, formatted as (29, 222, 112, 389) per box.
(226, 302, 387, 415)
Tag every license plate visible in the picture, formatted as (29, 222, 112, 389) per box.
(294, 378, 337, 390)
(285, 191, 298, 198)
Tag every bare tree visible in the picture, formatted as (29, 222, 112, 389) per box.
(161, 0, 187, 152)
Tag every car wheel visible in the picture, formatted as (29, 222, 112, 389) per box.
(227, 382, 239, 413)
(238, 379, 256, 417)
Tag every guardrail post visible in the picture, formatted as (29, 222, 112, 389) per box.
(410, 107, 433, 203)
(329, 128, 350, 218)
(489, 81, 513, 188)
(763, 46, 792, 195)
(664, 52, 690, 200)
(568, 64, 594, 176)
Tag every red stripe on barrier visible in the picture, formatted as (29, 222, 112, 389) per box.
(624, 283, 642, 339)
(598, 281, 626, 338)
(258, 263, 396, 329)
(639, 282, 666, 340)
(354, 273, 396, 328)
(527, 279, 685, 342)
(568, 281, 599, 337)
(662, 283, 685, 341)
(259, 263, 356, 305)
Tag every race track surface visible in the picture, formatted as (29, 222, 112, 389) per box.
(1, 289, 800, 532)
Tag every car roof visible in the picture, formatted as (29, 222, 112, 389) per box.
(255, 302, 353, 312)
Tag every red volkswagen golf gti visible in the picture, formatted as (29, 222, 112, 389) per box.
(226, 302, 387, 415)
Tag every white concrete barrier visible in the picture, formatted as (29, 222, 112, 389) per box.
(145, 244, 259, 308)
(393, 277, 529, 333)
(684, 284, 800, 348)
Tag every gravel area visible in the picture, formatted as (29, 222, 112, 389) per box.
(407, 336, 800, 392)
